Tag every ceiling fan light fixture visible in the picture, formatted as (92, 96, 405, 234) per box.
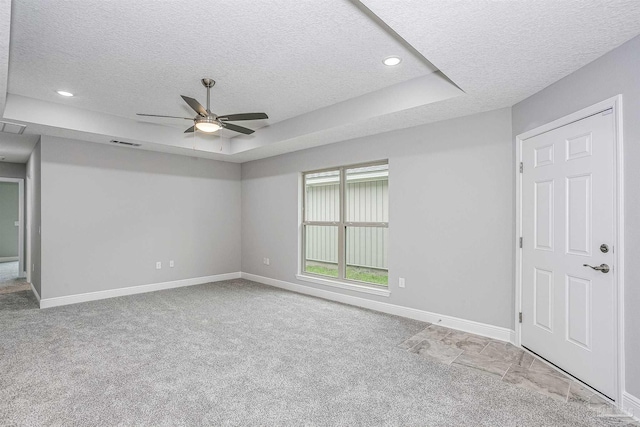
(137, 78, 266, 135)
(383, 56, 402, 66)
(195, 118, 221, 133)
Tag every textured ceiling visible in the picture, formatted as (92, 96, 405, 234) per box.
(2, 0, 640, 162)
(363, 0, 640, 101)
(343, 0, 640, 139)
(232, 0, 640, 161)
(7, 0, 434, 130)
(0, 0, 10, 116)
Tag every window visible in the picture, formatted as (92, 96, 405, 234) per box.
(302, 161, 389, 288)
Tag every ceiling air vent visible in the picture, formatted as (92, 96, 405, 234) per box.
(110, 139, 141, 147)
(0, 121, 27, 135)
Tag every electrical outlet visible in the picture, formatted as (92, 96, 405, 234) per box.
(399, 277, 405, 288)
(156, 262, 162, 270)
(263, 257, 270, 266)
(169, 260, 174, 268)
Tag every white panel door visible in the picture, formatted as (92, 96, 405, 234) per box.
(521, 110, 616, 399)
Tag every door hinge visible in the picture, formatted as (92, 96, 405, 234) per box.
(519, 312, 523, 323)
(519, 162, 523, 173)
(519, 237, 523, 248)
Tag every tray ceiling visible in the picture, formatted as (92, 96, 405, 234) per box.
(1, 0, 640, 163)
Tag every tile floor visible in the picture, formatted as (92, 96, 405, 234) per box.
(0, 261, 29, 295)
(400, 323, 640, 426)
(0, 283, 29, 295)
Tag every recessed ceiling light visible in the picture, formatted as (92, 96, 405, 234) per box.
(56, 90, 74, 97)
(383, 56, 402, 66)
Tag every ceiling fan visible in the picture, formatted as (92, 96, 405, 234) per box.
(137, 78, 268, 135)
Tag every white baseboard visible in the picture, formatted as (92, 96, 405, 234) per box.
(30, 282, 41, 302)
(0, 256, 19, 262)
(241, 272, 513, 342)
(509, 330, 517, 345)
(623, 392, 640, 420)
(39, 272, 241, 309)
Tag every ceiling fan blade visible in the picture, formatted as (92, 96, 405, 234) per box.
(181, 95, 207, 117)
(137, 113, 193, 120)
(222, 122, 255, 135)
(217, 113, 269, 121)
(184, 126, 195, 133)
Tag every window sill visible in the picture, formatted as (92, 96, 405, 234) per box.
(295, 274, 391, 297)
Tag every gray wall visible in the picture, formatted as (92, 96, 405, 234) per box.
(39, 136, 241, 300)
(512, 34, 640, 397)
(0, 182, 18, 257)
(27, 141, 41, 296)
(242, 108, 514, 328)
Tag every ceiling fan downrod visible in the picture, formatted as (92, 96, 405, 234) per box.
(201, 78, 215, 114)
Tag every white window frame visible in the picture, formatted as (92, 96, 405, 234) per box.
(297, 160, 390, 297)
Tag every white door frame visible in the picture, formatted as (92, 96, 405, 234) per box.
(514, 95, 625, 404)
(0, 177, 25, 277)
(26, 173, 31, 284)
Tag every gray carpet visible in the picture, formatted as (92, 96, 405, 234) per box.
(0, 279, 628, 426)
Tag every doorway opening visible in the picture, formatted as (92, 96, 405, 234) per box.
(0, 177, 27, 295)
